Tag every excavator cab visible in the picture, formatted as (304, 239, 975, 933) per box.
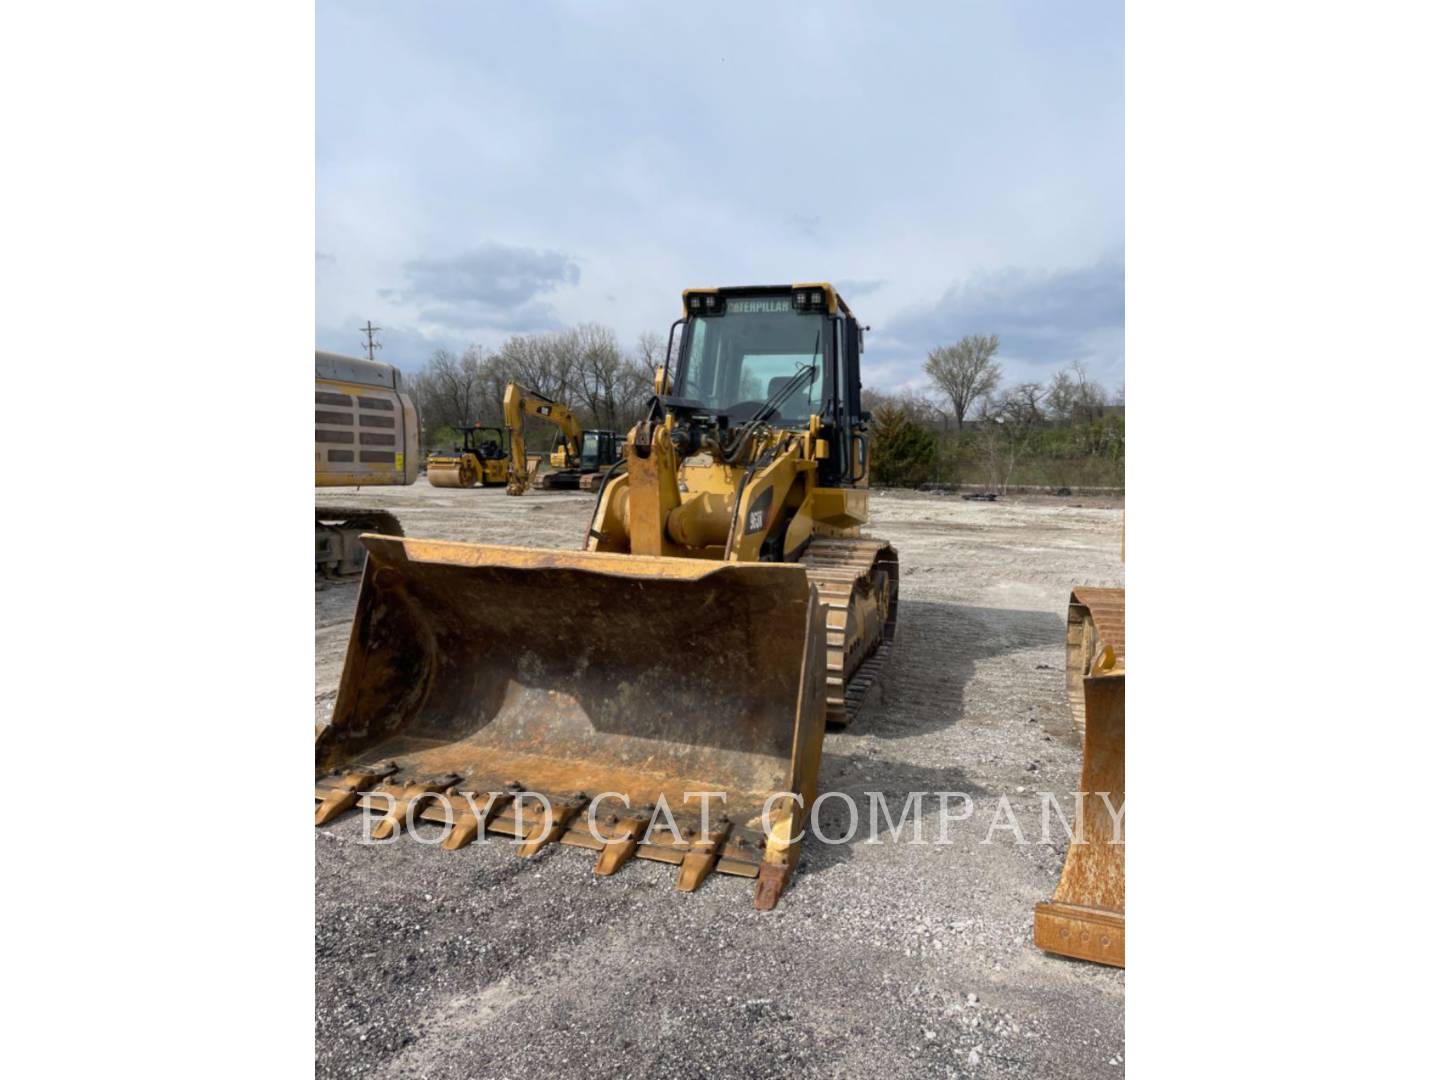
(579, 430, 621, 472)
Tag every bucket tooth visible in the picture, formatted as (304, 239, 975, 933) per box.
(753, 804, 803, 909)
(315, 789, 356, 827)
(517, 793, 587, 858)
(594, 810, 651, 876)
(753, 861, 793, 911)
(371, 775, 460, 841)
(314, 763, 398, 826)
(676, 818, 732, 892)
(442, 790, 513, 851)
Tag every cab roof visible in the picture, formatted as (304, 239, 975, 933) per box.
(680, 282, 854, 318)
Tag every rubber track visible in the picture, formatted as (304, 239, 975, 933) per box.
(800, 537, 899, 727)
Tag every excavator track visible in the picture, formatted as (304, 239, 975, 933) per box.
(314, 506, 403, 577)
(539, 470, 584, 490)
(800, 537, 899, 727)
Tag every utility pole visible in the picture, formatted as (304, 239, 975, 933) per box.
(360, 321, 383, 361)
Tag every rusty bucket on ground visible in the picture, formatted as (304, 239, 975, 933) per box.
(1035, 586, 1126, 967)
(314, 535, 827, 908)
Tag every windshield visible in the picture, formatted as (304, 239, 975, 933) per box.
(467, 428, 503, 457)
(676, 304, 827, 424)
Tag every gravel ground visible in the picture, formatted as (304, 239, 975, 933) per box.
(315, 482, 1126, 1079)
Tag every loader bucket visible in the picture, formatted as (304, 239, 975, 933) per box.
(315, 535, 828, 908)
(1035, 587, 1126, 966)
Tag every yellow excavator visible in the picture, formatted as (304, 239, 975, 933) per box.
(502, 382, 622, 494)
(315, 283, 897, 909)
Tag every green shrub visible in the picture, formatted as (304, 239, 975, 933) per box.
(871, 404, 938, 487)
(424, 425, 461, 453)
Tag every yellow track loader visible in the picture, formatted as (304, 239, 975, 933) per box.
(1034, 587, 1125, 966)
(502, 383, 621, 494)
(316, 283, 898, 909)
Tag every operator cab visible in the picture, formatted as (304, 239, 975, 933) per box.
(667, 284, 868, 486)
(466, 425, 507, 460)
(579, 430, 621, 471)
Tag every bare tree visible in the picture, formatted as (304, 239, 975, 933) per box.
(924, 335, 1001, 427)
(494, 331, 581, 402)
(635, 330, 665, 373)
(974, 383, 1045, 493)
(569, 323, 627, 429)
(1006, 381, 1048, 426)
(1044, 367, 1077, 421)
(861, 388, 942, 424)
(1046, 360, 1109, 423)
(474, 325, 662, 435)
(612, 337, 662, 429)
(410, 347, 489, 435)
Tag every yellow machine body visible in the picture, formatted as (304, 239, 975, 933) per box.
(317, 284, 898, 908)
(314, 351, 420, 487)
(315, 350, 417, 574)
(1035, 587, 1126, 966)
(502, 382, 620, 494)
(426, 425, 511, 489)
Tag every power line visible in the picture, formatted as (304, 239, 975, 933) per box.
(360, 321, 383, 361)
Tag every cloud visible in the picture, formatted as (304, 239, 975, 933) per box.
(787, 214, 822, 241)
(834, 278, 886, 299)
(380, 243, 580, 331)
(867, 255, 1125, 391)
(315, 319, 461, 372)
(884, 256, 1123, 363)
(316, 4, 1122, 387)
(415, 301, 565, 333)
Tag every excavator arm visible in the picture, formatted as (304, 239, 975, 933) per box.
(503, 382, 582, 494)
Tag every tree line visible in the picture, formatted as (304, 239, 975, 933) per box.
(403, 326, 1123, 490)
(404, 325, 665, 451)
(865, 334, 1124, 491)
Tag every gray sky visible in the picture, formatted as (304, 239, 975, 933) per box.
(317, 0, 1123, 395)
